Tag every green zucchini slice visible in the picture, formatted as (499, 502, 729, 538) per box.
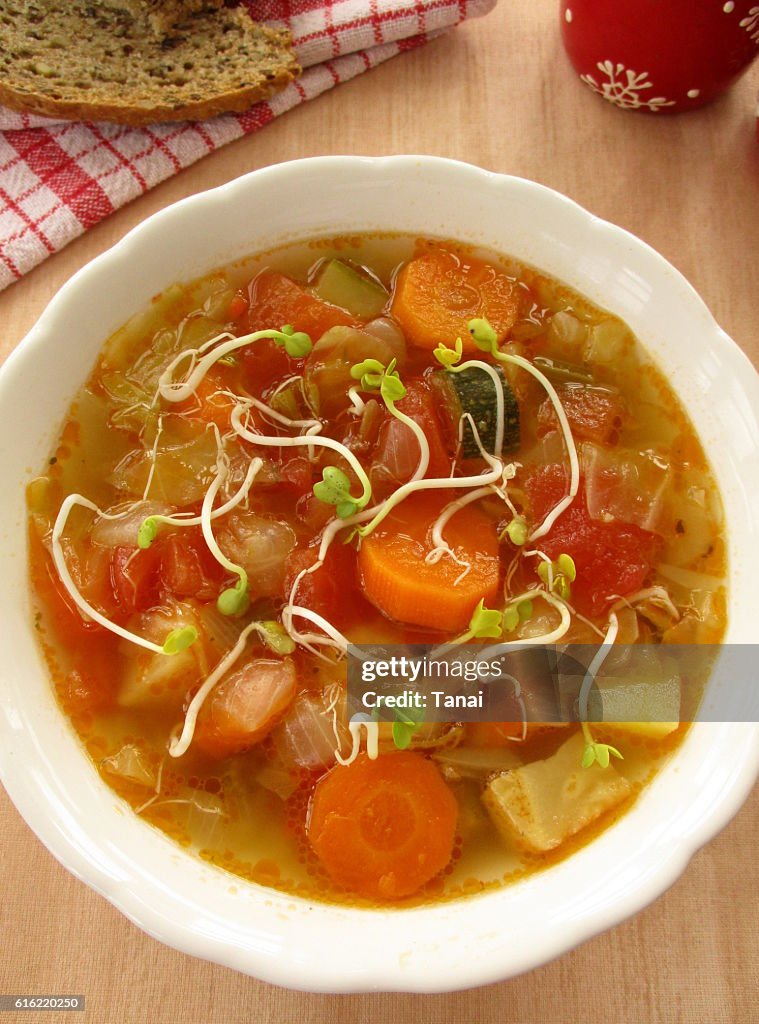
(313, 260, 389, 320)
(439, 365, 520, 458)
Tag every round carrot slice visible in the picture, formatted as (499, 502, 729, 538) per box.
(358, 490, 500, 633)
(390, 248, 519, 354)
(308, 751, 458, 901)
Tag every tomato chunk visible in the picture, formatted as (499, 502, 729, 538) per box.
(284, 539, 365, 631)
(194, 657, 297, 759)
(246, 270, 358, 340)
(159, 529, 226, 600)
(110, 544, 163, 617)
(537, 383, 626, 446)
(524, 464, 660, 617)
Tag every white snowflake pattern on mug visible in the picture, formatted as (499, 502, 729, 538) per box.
(580, 61, 676, 111)
(740, 7, 759, 43)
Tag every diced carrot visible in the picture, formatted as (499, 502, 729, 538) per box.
(307, 751, 457, 900)
(537, 383, 626, 445)
(194, 657, 297, 759)
(246, 270, 359, 340)
(358, 491, 500, 632)
(390, 248, 519, 354)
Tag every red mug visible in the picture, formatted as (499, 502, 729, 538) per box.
(561, 1, 759, 113)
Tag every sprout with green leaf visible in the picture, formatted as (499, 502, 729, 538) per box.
(502, 598, 533, 633)
(433, 336, 465, 369)
(392, 701, 426, 751)
(581, 722, 624, 769)
(162, 625, 199, 655)
(313, 465, 369, 520)
(465, 316, 581, 542)
(537, 552, 576, 601)
(453, 599, 503, 644)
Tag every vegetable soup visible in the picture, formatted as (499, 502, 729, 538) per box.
(27, 236, 727, 906)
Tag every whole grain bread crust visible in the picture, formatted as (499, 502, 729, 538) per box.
(0, 5, 300, 125)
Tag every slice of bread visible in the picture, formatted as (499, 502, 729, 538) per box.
(101, 1, 227, 39)
(0, 2, 300, 125)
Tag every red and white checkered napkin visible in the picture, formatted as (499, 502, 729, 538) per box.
(0, 0, 496, 293)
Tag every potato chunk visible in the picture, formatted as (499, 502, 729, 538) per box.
(482, 732, 632, 853)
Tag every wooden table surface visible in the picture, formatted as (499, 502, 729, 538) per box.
(2, 2, 758, 1021)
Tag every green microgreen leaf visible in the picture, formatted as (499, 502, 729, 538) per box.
(217, 578, 250, 618)
(557, 553, 576, 582)
(505, 517, 528, 546)
(380, 372, 406, 403)
(581, 741, 624, 769)
(433, 336, 464, 369)
(162, 625, 198, 655)
(468, 599, 503, 640)
(467, 317, 498, 352)
(272, 324, 312, 358)
(537, 553, 575, 601)
(502, 598, 533, 633)
(391, 701, 425, 750)
(350, 357, 406, 404)
(502, 606, 520, 633)
(137, 516, 159, 549)
(258, 620, 296, 655)
(392, 720, 415, 750)
(217, 354, 237, 368)
(313, 466, 360, 518)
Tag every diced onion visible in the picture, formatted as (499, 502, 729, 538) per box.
(90, 501, 173, 547)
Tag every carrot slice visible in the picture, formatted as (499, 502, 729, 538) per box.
(358, 491, 500, 632)
(246, 270, 359, 339)
(390, 248, 518, 354)
(307, 751, 457, 900)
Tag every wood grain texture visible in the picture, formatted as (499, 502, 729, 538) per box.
(1, 0, 758, 1020)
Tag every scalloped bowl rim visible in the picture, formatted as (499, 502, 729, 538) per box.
(0, 156, 757, 993)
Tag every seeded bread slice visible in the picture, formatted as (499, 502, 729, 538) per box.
(0, 2, 300, 126)
(100, 1, 226, 39)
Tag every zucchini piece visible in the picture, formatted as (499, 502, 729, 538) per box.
(436, 364, 520, 457)
(313, 260, 389, 320)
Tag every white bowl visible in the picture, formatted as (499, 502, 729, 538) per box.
(1, 156, 758, 993)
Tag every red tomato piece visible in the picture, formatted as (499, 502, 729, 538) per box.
(284, 540, 365, 630)
(194, 658, 298, 759)
(394, 378, 451, 477)
(240, 336, 298, 400)
(176, 368, 237, 431)
(524, 464, 661, 617)
(159, 529, 226, 600)
(537, 383, 626, 446)
(279, 453, 314, 498)
(110, 544, 163, 617)
(227, 292, 248, 322)
(246, 270, 358, 340)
